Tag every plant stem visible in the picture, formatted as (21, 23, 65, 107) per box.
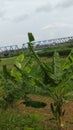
(57, 116, 64, 130)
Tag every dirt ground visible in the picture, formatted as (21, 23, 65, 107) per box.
(17, 94, 73, 130)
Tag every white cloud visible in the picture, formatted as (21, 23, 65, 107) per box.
(13, 13, 29, 23)
(42, 23, 73, 30)
(0, 11, 5, 18)
(35, 2, 53, 13)
(56, 0, 73, 8)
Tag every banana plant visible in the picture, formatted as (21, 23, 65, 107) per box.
(27, 33, 73, 130)
(0, 65, 18, 109)
(10, 53, 36, 102)
(0, 48, 45, 105)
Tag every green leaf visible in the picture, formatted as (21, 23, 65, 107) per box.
(11, 68, 22, 82)
(50, 103, 55, 114)
(15, 62, 21, 69)
(63, 49, 73, 70)
(17, 53, 24, 63)
(52, 51, 62, 83)
(29, 79, 35, 86)
(24, 67, 31, 74)
(28, 33, 35, 42)
(50, 103, 57, 119)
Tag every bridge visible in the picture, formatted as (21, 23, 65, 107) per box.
(31, 36, 73, 45)
(0, 36, 73, 57)
(0, 45, 19, 57)
(0, 45, 18, 52)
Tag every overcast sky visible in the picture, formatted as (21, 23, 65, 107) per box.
(0, 0, 73, 47)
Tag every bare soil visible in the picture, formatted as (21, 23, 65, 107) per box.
(17, 94, 73, 130)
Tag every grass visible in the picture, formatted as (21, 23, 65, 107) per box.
(0, 49, 66, 68)
(0, 56, 17, 71)
(0, 108, 47, 130)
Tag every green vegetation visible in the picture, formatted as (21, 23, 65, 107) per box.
(0, 56, 17, 71)
(0, 109, 45, 130)
(35, 39, 73, 58)
(0, 33, 73, 130)
(27, 33, 73, 130)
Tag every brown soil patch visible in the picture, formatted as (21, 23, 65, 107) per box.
(17, 94, 73, 130)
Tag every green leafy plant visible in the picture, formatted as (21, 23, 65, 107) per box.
(27, 33, 73, 130)
(0, 65, 20, 109)
(11, 53, 35, 103)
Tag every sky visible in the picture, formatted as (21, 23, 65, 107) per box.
(0, 0, 73, 47)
